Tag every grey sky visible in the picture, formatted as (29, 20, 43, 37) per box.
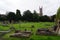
(0, 0, 59, 16)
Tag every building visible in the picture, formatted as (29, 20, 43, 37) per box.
(39, 7, 43, 16)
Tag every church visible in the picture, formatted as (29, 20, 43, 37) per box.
(38, 7, 43, 16)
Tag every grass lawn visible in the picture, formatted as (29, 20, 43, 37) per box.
(0, 22, 60, 40)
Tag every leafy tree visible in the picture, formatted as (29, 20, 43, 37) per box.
(7, 12, 16, 23)
(56, 7, 60, 23)
(23, 10, 33, 21)
(16, 9, 21, 21)
(33, 10, 39, 22)
(0, 15, 7, 21)
(55, 7, 60, 33)
(39, 15, 50, 22)
(51, 15, 56, 22)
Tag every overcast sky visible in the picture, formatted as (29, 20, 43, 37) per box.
(0, 0, 60, 16)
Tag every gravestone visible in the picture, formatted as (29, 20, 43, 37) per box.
(10, 26, 16, 31)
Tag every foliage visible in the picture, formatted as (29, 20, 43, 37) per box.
(33, 10, 39, 22)
(56, 7, 60, 19)
(0, 9, 57, 22)
(6, 12, 16, 23)
(23, 10, 33, 21)
(39, 15, 51, 22)
(16, 9, 21, 21)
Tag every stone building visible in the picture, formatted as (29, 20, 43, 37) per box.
(39, 7, 43, 16)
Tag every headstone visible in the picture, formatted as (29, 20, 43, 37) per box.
(10, 26, 16, 31)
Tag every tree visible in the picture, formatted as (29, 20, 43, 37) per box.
(0, 14, 7, 21)
(51, 15, 56, 22)
(23, 10, 33, 21)
(7, 12, 16, 23)
(33, 10, 39, 22)
(56, 7, 60, 23)
(16, 9, 21, 21)
(55, 7, 60, 34)
(39, 15, 50, 22)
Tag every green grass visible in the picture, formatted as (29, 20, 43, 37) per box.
(0, 22, 60, 40)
